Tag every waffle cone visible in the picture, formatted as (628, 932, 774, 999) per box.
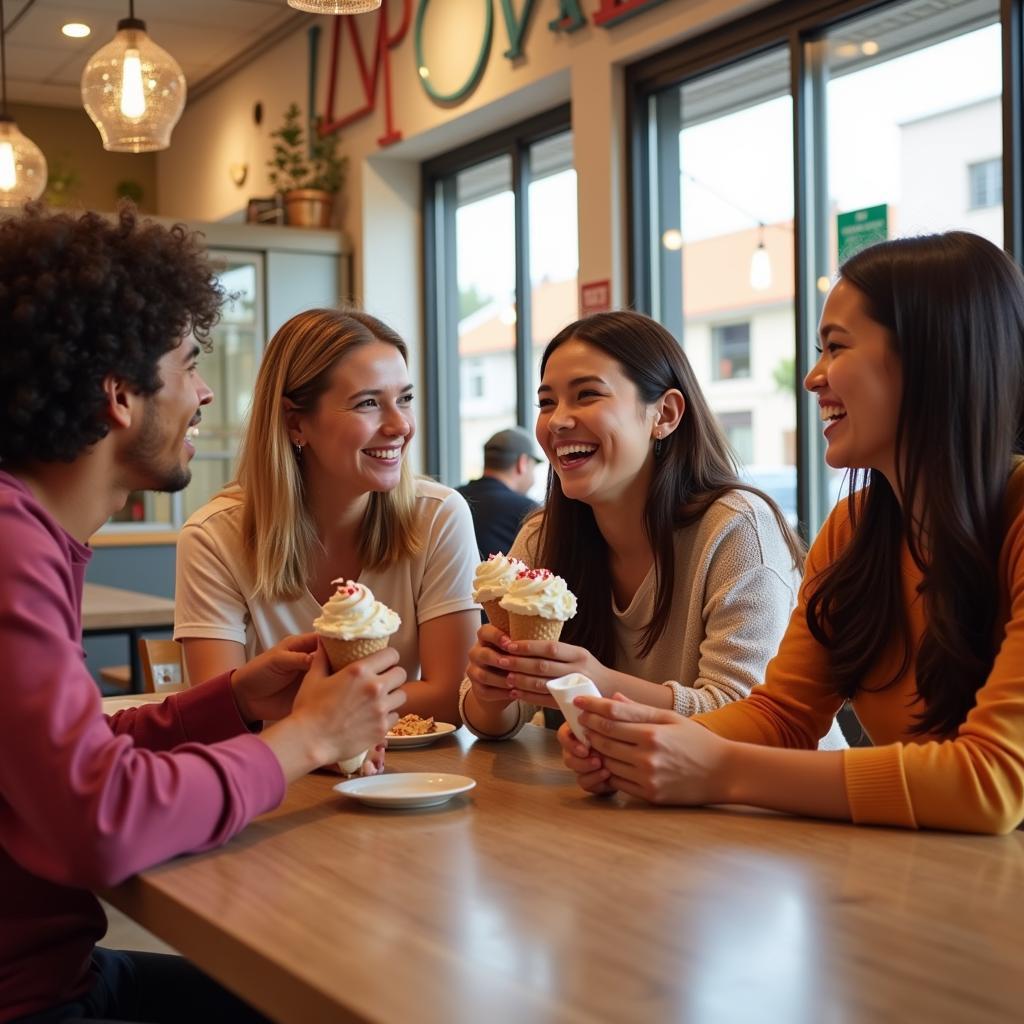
(483, 599, 510, 634)
(508, 613, 565, 642)
(320, 634, 389, 671)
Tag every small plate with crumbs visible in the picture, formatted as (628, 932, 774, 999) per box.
(386, 715, 457, 748)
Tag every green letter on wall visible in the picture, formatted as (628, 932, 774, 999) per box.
(549, 0, 587, 33)
(499, 0, 539, 60)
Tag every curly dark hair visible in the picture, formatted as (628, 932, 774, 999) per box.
(0, 202, 223, 466)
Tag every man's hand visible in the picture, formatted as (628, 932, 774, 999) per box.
(231, 632, 317, 723)
(260, 644, 408, 781)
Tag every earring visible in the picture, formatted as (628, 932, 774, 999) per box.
(654, 430, 663, 459)
(293, 440, 304, 460)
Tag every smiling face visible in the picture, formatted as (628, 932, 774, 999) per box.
(805, 278, 903, 479)
(289, 340, 414, 497)
(124, 335, 213, 493)
(536, 339, 659, 508)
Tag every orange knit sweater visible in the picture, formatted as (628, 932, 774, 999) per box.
(695, 461, 1024, 834)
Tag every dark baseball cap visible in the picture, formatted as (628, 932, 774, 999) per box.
(484, 426, 543, 462)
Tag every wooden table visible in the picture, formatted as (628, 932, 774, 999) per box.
(104, 726, 1024, 1024)
(81, 582, 176, 692)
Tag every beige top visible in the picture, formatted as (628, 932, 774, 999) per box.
(462, 490, 846, 749)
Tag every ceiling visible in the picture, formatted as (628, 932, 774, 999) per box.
(4, 0, 308, 108)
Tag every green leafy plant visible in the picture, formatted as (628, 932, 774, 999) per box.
(267, 103, 347, 195)
(267, 103, 310, 192)
(115, 180, 144, 204)
(308, 118, 347, 194)
(44, 156, 80, 206)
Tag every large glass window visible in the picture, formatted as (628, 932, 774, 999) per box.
(633, 0, 1005, 535)
(425, 110, 575, 493)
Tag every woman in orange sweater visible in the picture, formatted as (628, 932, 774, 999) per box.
(559, 231, 1024, 834)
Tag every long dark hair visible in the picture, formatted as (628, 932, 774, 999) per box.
(806, 232, 1024, 735)
(533, 310, 802, 668)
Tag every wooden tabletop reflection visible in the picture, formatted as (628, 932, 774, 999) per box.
(104, 726, 1024, 1024)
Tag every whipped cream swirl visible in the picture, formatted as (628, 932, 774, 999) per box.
(314, 579, 401, 640)
(499, 568, 578, 621)
(472, 552, 528, 602)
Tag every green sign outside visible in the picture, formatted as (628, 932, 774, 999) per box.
(837, 204, 888, 264)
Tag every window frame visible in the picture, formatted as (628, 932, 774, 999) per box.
(626, 0, 1023, 538)
(422, 104, 572, 484)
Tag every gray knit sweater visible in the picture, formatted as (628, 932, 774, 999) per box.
(460, 490, 847, 750)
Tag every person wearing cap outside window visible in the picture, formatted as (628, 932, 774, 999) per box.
(458, 427, 541, 560)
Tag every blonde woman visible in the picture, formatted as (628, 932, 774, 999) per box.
(175, 309, 479, 742)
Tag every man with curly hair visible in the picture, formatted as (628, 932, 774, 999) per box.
(0, 206, 408, 1024)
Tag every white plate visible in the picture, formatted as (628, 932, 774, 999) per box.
(333, 772, 475, 809)
(386, 721, 458, 748)
(101, 693, 166, 713)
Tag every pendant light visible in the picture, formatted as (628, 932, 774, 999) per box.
(81, 1, 186, 153)
(286, 1, 382, 12)
(0, 0, 47, 208)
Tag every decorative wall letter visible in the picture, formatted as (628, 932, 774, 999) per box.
(498, 0, 539, 59)
(415, 0, 493, 104)
(592, 0, 667, 27)
(548, 0, 587, 33)
(322, 0, 412, 147)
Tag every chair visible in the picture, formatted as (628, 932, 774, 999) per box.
(137, 638, 190, 694)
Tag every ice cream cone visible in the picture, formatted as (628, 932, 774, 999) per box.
(508, 612, 565, 642)
(321, 634, 389, 672)
(483, 599, 510, 634)
(313, 578, 402, 776)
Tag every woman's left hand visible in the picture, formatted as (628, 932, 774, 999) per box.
(230, 632, 318, 723)
(495, 637, 608, 708)
(574, 693, 734, 806)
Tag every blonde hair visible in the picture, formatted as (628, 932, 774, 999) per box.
(235, 308, 420, 601)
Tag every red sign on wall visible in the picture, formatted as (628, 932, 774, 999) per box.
(580, 279, 612, 314)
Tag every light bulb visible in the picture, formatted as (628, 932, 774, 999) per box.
(0, 118, 48, 207)
(120, 48, 146, 118)
(750, 242, 772, 291)
(0, 141, 15, 191)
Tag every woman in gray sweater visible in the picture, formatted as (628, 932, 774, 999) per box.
(460, 310, 846, 749)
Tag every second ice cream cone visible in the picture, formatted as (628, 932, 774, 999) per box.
(483, 599, 510, 634)
(508, 612, 565, 642)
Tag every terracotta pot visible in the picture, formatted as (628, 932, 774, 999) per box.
(283, 188, 334, 228)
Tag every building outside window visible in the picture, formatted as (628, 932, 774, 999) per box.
(632, 0, 1002, 535)
(718, 410, 754, 465)
(424, 110, 575, 493)
(968, 157, 1002, 209)
(711, 322, 751, 380)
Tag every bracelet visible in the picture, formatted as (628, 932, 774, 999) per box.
(663, 680, 690, 716)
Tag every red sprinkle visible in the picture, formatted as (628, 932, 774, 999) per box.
(517, 568, 552, 581)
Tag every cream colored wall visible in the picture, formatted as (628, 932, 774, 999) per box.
(157, 0, 772, 470)
(12, 102, 157, 213)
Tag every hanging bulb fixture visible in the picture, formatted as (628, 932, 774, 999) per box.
(81, 1, 186, 153)
(287, 0, 382, 12)
(749, 225, 772, 291)
(0, 0, 47, 207)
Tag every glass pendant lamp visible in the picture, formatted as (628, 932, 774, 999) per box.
(287, 1, 382, 12)
(0, 0, 47, 207)
(81, 1, 186, 153)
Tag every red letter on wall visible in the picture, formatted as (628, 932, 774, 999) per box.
(322, 0, 412, 147)
(592, 0, 668, 27)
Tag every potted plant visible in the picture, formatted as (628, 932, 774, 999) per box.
(267, 103, 347, 228)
